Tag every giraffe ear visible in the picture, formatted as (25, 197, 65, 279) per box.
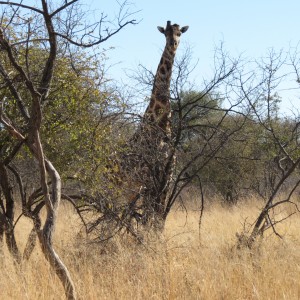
(180, 26, 189, 33)
(157, 26, 165, 34)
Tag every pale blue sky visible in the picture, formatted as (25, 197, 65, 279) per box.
(20, 1, 300, 112)
(83, 0, 300, 113)
(87, 1, 300, 70)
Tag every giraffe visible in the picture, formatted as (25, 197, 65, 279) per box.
(128, 21, 189, 226)
(102, 21, 189, 231)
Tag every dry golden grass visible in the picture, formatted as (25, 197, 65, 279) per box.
(1, 198, 300, 299)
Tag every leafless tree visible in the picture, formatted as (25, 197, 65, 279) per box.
(235, 48, 300, 248)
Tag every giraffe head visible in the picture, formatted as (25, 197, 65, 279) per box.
(157, 21, 189, 51)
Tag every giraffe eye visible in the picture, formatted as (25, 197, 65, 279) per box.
(177, 33, 181, 37)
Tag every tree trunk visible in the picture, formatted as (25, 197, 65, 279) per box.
(0, 213, 4, 255)
(0, 164, 21, 263)
(27, 130, 76, 300)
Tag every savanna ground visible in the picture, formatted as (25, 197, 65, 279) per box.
(1, 196, 300, 300)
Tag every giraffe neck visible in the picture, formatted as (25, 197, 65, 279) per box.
(144, 45, 176, 134)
